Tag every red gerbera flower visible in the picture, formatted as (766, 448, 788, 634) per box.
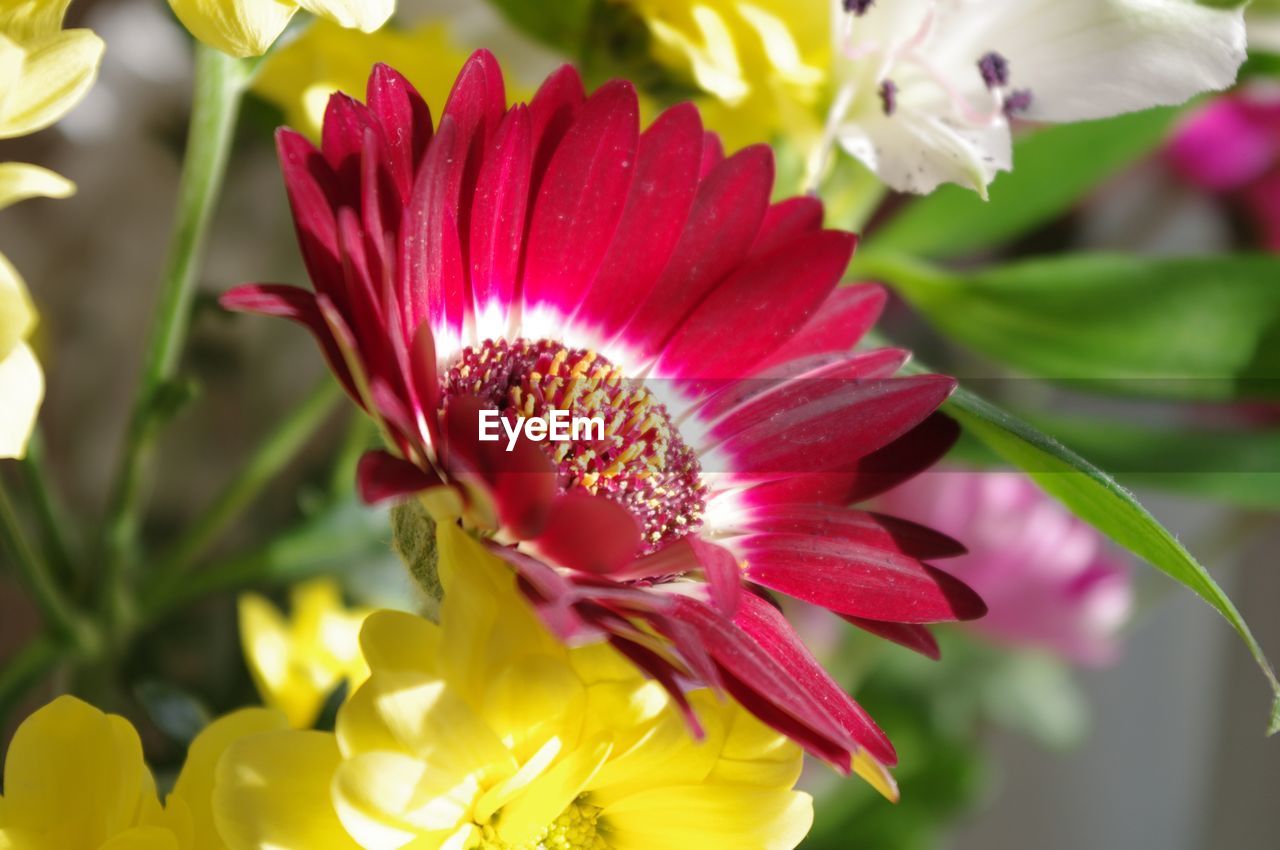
(222, 51, 985, 795)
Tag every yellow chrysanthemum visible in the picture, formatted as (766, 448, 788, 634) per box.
(0, 0, 104, 138)
(0, 163, 74, 459)
(214, 522, 814, 850)
(0, 694, 287, 847)
(238, 577, 373, 728)
(621, 0, 829, 152)
(251, 19, 532, 142)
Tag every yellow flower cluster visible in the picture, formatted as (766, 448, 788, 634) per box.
(621, 0, 829, 151)
(0, 0, 102, 459)
(0, 695, 288, 847)
(238, 577, 373, 728)
(1, 523, 812, 848)
(215, 522, 813, 849)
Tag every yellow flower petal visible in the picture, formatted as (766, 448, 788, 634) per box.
(357, 608, 440, 675)
(435, 521, 564, 704)
(621, 0, 829, 151)
(292, 0, 391, 34)
(332, 751, 475, 845)
(367, 670, 512, 774)
(600, 785, 814, 850)
(214, 729, 363, 849)
(0, 696, 159, 842)
(706, 700, 804, 789)
(165, 0, 297, 59)
(0, 27, 104, 138)
(852, 749, 900, 803)
(171, 708, 290, 850)
(238, 579, 371, 728)
(0, 33, 24, 109)
(97, 827, 184, 850)
(482, 653, 586, 760)
(0, 161, 74, 208)
(495, 735, 612, 846)
(0, 340, 43, 459)
(0, 250, 34, 361)
(0, 165, 73, 459)
(239, 591, 317, 727)
(0, 0, 79, 41)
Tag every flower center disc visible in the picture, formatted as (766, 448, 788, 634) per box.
(478, 799, 609, 850)
(443, 339, 706, 553)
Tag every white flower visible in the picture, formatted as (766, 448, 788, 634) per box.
(823, 0, 1247, 197)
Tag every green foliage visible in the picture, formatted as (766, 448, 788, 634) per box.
(482, 0, 596, 54)
(802, 634, 1086, 850)
(864, 252, 1280, 401)
(867, 108, 1181, 259)
(937, 385, 1280, 731)
(1026, 416, 1280, 510)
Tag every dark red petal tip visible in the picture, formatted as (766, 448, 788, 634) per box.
(531, 490, 642, 575)
(842, 616, 942, 660)
(356, 450, 441, 504)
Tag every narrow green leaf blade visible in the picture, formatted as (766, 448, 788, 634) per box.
(867, 107, 1182, 259)
(941, 384, 1280, 729)
(1027, 416, 1280, 510)
(866, 252, 1280, 401)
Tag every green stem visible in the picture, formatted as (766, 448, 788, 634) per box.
(20, 429, 78, 582)
(150, 377, 342, 585)
(98, 44, 249, 622)
(0, 480, 92, 650)
(141, 503, 385, 625)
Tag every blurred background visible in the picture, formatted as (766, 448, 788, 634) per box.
(2, 0, 1278, 847)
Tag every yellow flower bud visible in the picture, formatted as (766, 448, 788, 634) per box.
(165, 0, 393, 60)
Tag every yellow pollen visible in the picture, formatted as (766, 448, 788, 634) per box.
(477, 800, 609, 850)
(442, 339, 707, 553)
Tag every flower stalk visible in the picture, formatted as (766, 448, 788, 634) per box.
(19, 430, 79, 584)
(98, 43, 250, 630)
(149, 376, 343, 587)
(0, 480, 94, 652)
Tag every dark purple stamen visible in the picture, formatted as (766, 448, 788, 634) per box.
(878, 79, 897, 116)
(1003, 88, 1033, 117)
(977, 51, 1009, 89)
(843, 0, 875, 15)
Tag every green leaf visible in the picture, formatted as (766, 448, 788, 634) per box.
(483, 0, 596, 54)
(866, 107, 1181, 259)
(1025, 416, 1280, 510)
(938, 384, 1280, 732)
(865, 252, 1280, 401)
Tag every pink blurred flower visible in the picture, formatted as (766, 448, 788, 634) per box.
(877, 471, 1133, 666)
(1166, 86, 1280, 250)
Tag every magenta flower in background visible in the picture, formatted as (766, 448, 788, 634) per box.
(1166, 86, 1280, 251)
(877, 471, 1133, 666)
